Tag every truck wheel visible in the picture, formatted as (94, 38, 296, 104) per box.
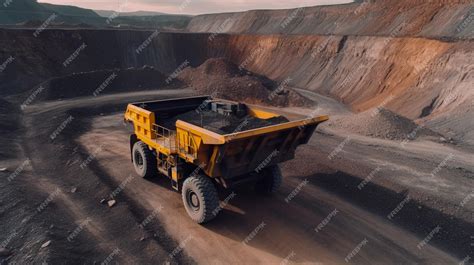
(132, 141, 157, 179)
(182, 175, 220, 224)
(255, 165, 283, 194)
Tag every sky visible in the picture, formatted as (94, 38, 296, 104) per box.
(37, 0, 353, 15)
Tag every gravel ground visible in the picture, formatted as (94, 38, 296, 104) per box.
(1, 89, 471, 264)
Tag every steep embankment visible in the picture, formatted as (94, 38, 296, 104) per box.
(187, 0, 474, 39)
(184, 0, 473, 142)
(34, 67, 179, 101)
(207, 34, 472, 122)
(0, 30, 471, 141)
(0, 30, 208, 96)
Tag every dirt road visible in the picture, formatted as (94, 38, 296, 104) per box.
(3, 89, 471, 264)
(1, 89, 195, 264)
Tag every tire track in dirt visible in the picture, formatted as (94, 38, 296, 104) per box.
(17, 90, 197, 264)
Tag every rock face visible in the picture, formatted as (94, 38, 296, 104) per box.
(1, 30, 470, 112)
(0, 30, 209, 96)
(35, 67, 173, 101)
(1, 30, 471, 141)
(187, 0, 474, 39)
(0, 1, 472, 143)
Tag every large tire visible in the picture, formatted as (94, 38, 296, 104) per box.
(255, 165, 283, 194)
(182, 175, 220, 224)
(132, 141, 157, 179)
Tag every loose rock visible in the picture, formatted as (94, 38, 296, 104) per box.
(178, 58, 312, 107)
(107, 200, 116, 208)
(163, 110, 289, 135)
(41, 240, 51, 248)
(326, 108, 440, 141)
(0, 247, 12, 257)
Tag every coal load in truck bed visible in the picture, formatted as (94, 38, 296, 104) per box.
(161, 110, 289, 135)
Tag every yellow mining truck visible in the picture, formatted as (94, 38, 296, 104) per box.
(124, 96, 328, 223)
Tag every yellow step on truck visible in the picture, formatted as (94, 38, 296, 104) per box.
(124, 96, 328, 223)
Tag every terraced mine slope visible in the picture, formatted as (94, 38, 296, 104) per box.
(1, 29, 471, 143)
(188, 0, 474, 39)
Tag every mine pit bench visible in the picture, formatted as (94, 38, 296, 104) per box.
(124, 96, 328, 223)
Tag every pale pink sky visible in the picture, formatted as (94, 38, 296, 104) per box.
(37, 0, 353, 15)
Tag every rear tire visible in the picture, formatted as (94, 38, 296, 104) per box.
(182, 175, 220, 224)
(255, 165, 282, 194)
(132, 141, 157, 179)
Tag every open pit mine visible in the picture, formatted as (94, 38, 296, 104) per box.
(0, 0, 472, 264)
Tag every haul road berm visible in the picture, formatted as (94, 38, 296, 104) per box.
(124, 96, 328, 223)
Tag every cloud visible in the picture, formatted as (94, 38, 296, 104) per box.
(38, 0, 353, 15)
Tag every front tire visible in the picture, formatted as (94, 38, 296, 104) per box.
(255, 165, 283, 194)
(132, 141, 157, 179)
(182, 175, 220, 224)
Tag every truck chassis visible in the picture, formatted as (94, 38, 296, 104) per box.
(124, 96, 328, 223)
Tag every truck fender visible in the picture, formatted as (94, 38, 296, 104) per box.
(130, 134, 138, 162)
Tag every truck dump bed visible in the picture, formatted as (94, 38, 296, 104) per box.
(124, 96, 328, 182)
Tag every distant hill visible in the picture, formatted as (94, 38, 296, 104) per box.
(0, 0, 51, 24)
(41, 3, 99, 18)
(0, 0, 102, 25)
(94, 10, 167, 17)
(0, 0, 192, 29)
